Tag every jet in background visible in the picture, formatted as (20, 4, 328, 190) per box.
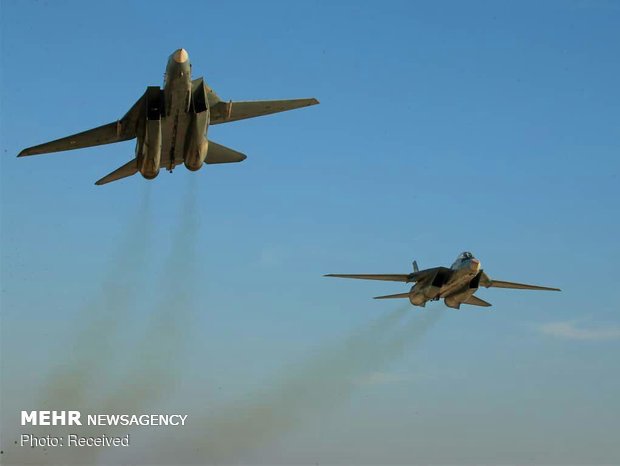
(325, 251, 560, 309)
(18, 48, 319, 185)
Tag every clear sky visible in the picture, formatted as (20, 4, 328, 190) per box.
(1, 0, 619, 464)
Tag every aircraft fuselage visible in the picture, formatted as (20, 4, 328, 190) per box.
(409, 255, 481, 309)
(137, 48, 209, 178)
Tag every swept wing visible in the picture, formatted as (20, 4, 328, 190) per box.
(480, 272, 560, 291)
(325, 274, 412, 282)
(373, 292, 410, 300)
(325, 267, 452, 284)
(18, 92, 145, 157)
(209, 98, 319, 124)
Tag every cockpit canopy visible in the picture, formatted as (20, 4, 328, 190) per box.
(450, 251, 476, 269)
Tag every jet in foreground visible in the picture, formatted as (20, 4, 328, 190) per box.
(18, 48, 319, 185)
(325, 252, 560, 308)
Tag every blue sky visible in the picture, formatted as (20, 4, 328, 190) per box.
(1, 1, 619, 464)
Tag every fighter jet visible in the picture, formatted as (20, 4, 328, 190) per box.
(325, 251, 560, 308)
(18, 48, 319, 185)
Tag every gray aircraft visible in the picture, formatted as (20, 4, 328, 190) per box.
(325, 251, 560, 308)
(18, 48, 319, 185)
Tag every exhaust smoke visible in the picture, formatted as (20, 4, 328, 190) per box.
(163, 307, 444, 464)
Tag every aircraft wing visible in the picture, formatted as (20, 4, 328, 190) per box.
(325, 266, 452, 284)
(373, 292, 410, 299)
(480, 272, 560, 291)
(325, 274, 413, 282)
(209, 98, 319, 125)
(485, 280, 560, 291)
(18, 91, 145, 157)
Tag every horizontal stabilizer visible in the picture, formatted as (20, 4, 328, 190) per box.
(374, 292, 410, 300)
(210, 98, 319, 124)
(95, 159, 138, 186)
(463, 295, 492, 307)
(206, 141, 247, 164)
(325, 274, 412, 282)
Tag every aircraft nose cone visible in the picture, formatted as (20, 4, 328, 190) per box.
(173, 48, 189, 63)
(470, 259, 480, 271)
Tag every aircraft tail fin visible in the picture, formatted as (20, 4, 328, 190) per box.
(206, 140, 247, 164)
(462, 295, 492, 307)
(95, 159, 138, 186)
(373, 292, 410, 300)
(413, 260, 419, 273)
(194, 78, 222, 109)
